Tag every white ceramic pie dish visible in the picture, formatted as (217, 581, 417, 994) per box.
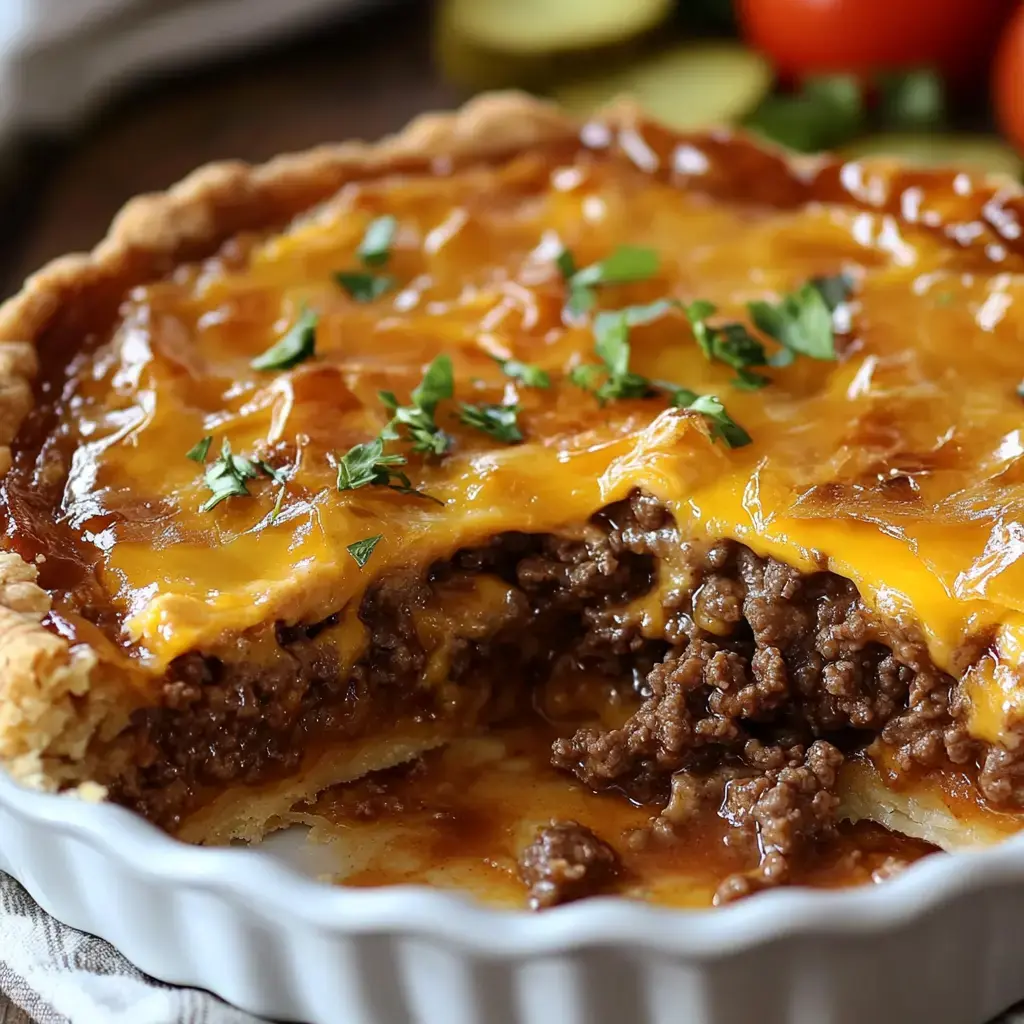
(0, 770, 1021, 1024)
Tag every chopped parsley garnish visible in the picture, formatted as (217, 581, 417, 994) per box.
(357, 215, 398, 267)
(196, 440, 257, 512)
(186, 436, 212, 462)
(555, 246, 577, 280)
(595, 299, 678, 332)
(810, 273, 855, 313)
(571, 311, 654, 404)
(562, 244, 660, 318)
(495, 357, 550, 389)
(250, 307, 318, 372)
(256, 460, 289, 486)
(380, 355, 455, 457)
(664, 388, 753, 449)
(570, 306, 751, 448)
(335, 436, 408, 490)
(189, 437, 291, 514)
(334, 271, 396, 303)
(334, 215, 399, 301)
(347, 534, 383, 568)
(459, 402, 523, 443)
(748, 281, 842, 365)
(684, 301, 770, 390)
(572, 245, 660, 288)
(335, 436, 441, 503)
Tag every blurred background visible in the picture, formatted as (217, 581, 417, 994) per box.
(2, 0, 1022, 300)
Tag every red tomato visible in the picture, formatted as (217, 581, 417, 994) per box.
(994, 4, 1024, 154)
(737, 0, 1015, 85)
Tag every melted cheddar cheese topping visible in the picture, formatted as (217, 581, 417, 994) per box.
(22, 121, 1024, 744)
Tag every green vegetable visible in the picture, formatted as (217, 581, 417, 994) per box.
(879, 69, 946, 132)
(595, 299, 678, 333)
(198, 440, 260, 512)
(335, 436, 442, 504)
(571, 311, 654, 403)
(684, 301, 769, 389)
(564, 245, 660, 319)
(745, 75, 864, 153)
(459, 402, 523, 443)
(186, 436, 212, 462)
(555, 246, 578, 280)
(495, 357, 551, 388)
(556, 44, 772, 133)
(357, 216, 398, 267)
(572, 246, 660, 289)
(380, 355, 455, 457)
(749, 282, 839, 364)
(810, 273, 854, 313)
(250, 308, 318, 372)
(446, 0, 674, 56)
(666, 389, 752, 449)
(334, 272, 396, 303)
(347, 534, 383, 568)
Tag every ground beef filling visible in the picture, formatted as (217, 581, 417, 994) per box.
(518, 821, 621, 909)
(108, 490, 1017, 902)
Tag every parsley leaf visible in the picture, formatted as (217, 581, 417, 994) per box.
(745, 75, 864, 153)
(810, 273, 854, 312)
(357, 215, 397, 267)
(879, 69, 946, 131)
(749, 282, 839, 363)
(186, 436, 212, 462)
(251, 307, 318, 372)
(347, 534, 383, 568)
(256, 461, 289, 486)
(572, 312, 654, 404)
(566, 284, 597, 318)
(684, 301, 770, 389)
(335, 436, 442, 504)
(191, 439, 290, 513)
(334, 271, 396, 303)
(555, 246, 577, 280)
(595, 299, 679, 335)
(562, 245, 660, 319)
(663, 388, 752, 449)
(495, 357, 550, 389)
(459, 402, 523, 443)
(380, 355, 455, 457)
(199, 440, 260, 512)
(572, 246, 660, 289)
(336, 436, 407, 490)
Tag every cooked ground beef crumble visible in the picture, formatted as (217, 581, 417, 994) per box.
(106, 490, 1020, 905)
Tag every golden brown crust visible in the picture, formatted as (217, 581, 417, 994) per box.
(0, 92, 580, 799)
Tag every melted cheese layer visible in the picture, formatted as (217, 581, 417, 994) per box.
(23, 123, 1024, 745)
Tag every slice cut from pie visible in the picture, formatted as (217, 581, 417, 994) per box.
(2, 93, 1024, 901)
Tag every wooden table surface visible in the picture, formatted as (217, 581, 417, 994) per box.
(1, 1, 459, 297)
(0, 4, 1020, 1021)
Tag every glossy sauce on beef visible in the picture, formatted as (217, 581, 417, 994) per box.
(301, 716, 937, 909)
